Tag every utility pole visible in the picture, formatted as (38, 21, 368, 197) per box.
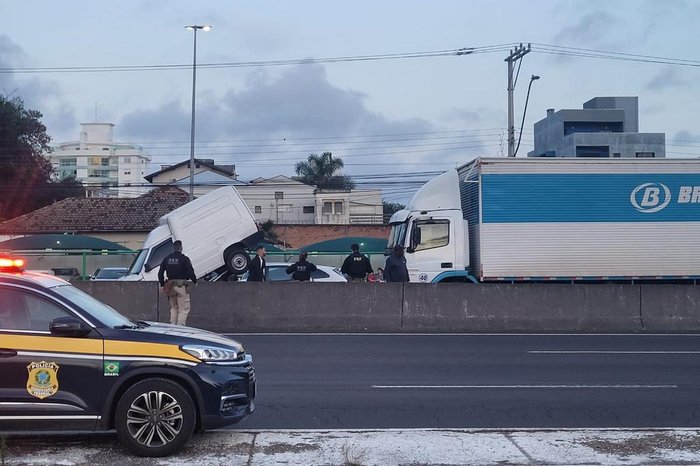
(505, 43, 531, 157)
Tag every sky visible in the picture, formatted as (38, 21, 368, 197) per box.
(1, 0, 699, 202)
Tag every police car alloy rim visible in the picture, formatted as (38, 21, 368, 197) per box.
(126, 390, 183, 447)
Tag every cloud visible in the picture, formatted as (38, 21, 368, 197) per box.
(0, 34, 77, 142)
(118, 63, 486, 196)
(645, 67, 693, 91)
(553, 11, 620, 45)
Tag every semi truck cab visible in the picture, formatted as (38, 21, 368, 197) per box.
(387, 169, 471, 283)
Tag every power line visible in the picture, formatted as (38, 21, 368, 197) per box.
(0, 45, 513, 75)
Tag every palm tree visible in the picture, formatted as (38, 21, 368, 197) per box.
(294, 152, 355, 190)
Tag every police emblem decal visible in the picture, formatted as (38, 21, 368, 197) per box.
(26, 361, 60, 399)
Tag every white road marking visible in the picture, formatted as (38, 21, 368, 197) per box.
(529, 350, 700, 354)
(224, 332, 700, 337)
(372, 384, 678, 389)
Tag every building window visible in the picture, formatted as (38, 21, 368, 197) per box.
(124, 171, 131, 175)
(322, 201, 344, 215)
(89, 157, 101, 166)
(59, 158, 77, 167)
(575, 146, 610, 158)
(254, 206, 262, 214)
(101, 157, 110, 166)
(102, 147, 110, 151)
(274, 191, 284, 200)
(303, 206, 315, 214)
(635, 152, 655, 158)
(123, 156, 131, 163)
(613, 153, 621, 158)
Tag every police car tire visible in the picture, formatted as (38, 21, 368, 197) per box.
(115, 378, 196, 457)
(225, 249, 250, 274)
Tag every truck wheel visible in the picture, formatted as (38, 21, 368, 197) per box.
(115, 378, 196, 457)
(225, 249, 250, 274)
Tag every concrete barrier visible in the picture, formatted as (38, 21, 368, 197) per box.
(184, 282, 404, 333)
(74, 281, 160, 322)
(640, 284, 700, 332)
(402, 283, 643, 332)
(72, 282, 699, 333)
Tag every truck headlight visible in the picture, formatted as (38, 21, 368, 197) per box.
(181, 344, 244, 362)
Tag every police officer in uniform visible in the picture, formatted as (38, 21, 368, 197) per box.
(341, 243, 373, 282)
(158, 240, 197, 325)
(285, 252, 317, 281)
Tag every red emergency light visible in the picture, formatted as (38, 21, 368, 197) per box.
(0, 256, 26, 271)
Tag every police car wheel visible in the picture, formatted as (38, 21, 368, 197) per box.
(225, 249, 250, 274)
(115, 378, 196, 457)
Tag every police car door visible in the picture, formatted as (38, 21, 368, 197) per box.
(0, 284, 104, 431)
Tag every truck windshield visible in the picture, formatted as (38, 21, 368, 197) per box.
(128, 249, 148, 275)
(386, 221, 409, 252)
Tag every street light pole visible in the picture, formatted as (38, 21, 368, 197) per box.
(505, 43, 531, 157)
(185, 25, 211, 200)
(513, 75, 540, 157)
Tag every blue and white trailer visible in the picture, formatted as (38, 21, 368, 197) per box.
(386, 158, 700, 283)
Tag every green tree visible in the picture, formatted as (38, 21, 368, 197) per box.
(294, 152, 355, 190)
(383, 201, 405, 223)
(0, 95, 83, 221)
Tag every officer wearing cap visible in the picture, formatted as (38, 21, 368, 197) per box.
(285, 251, 317, 281)
(158, 240, 197, 325)
(341, 243, 373, 282)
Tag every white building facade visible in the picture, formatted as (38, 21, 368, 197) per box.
(50, 123, 151, 198)
(143, 161, 384, 224)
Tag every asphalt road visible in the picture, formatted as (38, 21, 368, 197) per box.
(228, 333, 700, 430)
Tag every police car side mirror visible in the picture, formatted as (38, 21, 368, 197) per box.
(50, 316, 91, 337)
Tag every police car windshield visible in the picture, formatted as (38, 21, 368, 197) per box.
(52, 285, 134, 328)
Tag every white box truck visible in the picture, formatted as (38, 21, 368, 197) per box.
(387, 157, 700, 283)
(123, 186, 263, 281)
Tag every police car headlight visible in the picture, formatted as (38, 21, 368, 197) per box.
(181, 345, 243, 362)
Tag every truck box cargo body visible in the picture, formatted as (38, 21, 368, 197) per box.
(387, 158, 700, 283)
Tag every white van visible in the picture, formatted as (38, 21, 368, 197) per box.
(123, 187, 262, 281)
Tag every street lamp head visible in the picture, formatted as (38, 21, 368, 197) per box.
(185, 25, 212, 31)
(531, 74, 540, 81)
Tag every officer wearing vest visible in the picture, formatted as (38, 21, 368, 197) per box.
(158, 240, 197, 325)
(285, 252, 317, 281)
(341, 243, 373, 282)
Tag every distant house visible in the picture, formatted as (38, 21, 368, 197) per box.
(143, 160, 383, 225)
(0, 187, 190, 251)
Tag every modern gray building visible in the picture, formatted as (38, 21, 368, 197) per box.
(527, 97, 665, 158)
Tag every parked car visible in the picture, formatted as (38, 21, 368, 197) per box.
(211, 262, 347, 282)
(0, 259, 256, 457)
(50, 267, 81, 281)
(91, 267, 129, 281)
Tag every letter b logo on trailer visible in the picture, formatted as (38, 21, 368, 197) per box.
(630, 183, 671, 213)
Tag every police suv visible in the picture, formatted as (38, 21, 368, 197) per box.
(0, 257, 256, 457)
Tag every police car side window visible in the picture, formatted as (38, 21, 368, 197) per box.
(0, 287, 69, 332)
(311, 270, 329, 279)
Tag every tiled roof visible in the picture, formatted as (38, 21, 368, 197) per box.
(0, 187, 190, 234)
